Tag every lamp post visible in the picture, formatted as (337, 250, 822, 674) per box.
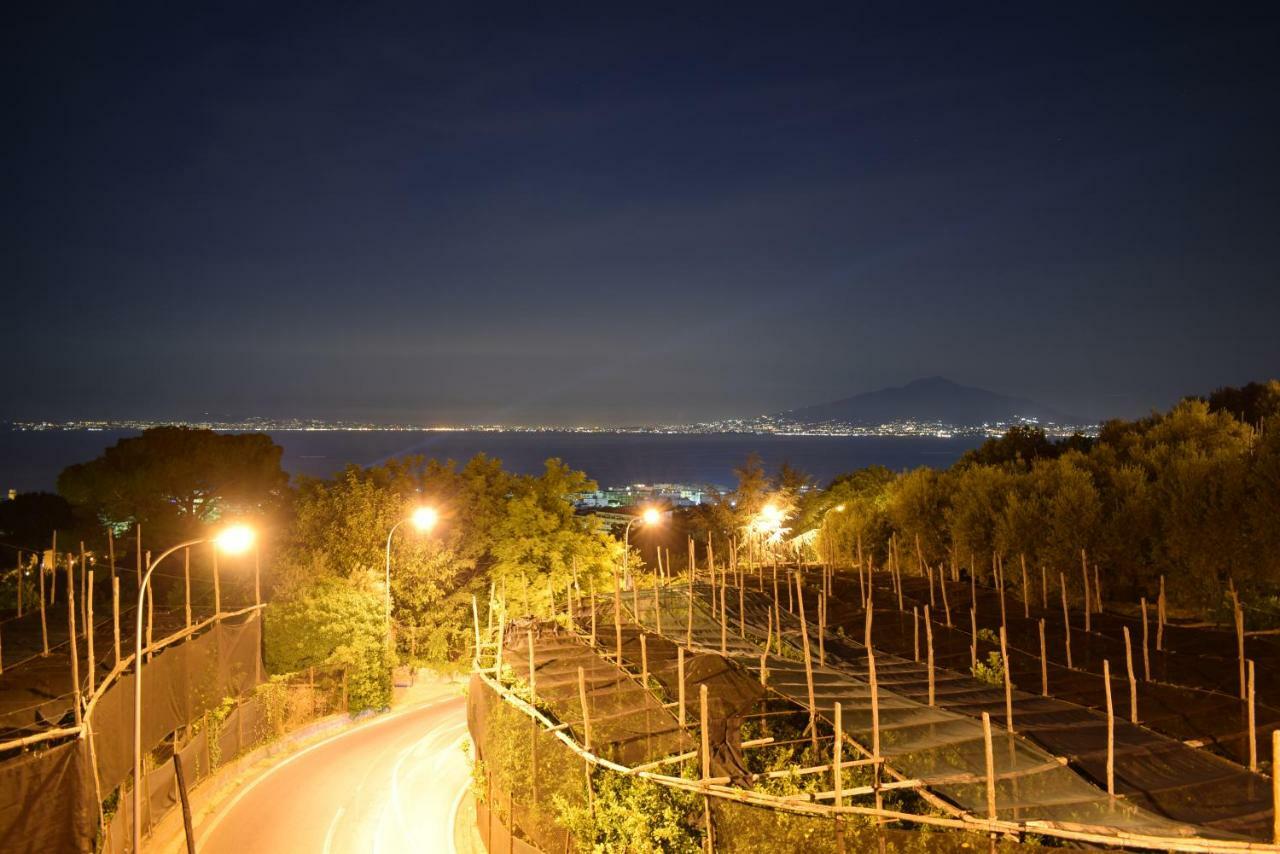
(133, 524, 255, 853)
(384, 506, 438, 632)
(622, 507, 662, 589)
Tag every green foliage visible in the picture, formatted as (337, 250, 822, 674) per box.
(971, 651, 1006, 686)
(553, 768, 702, 853)
(57, 426, 288, 535)
(263, 573, 392, 712)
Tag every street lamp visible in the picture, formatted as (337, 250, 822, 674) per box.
(384, 506, 438, 630)
(622, 507, 662, 589)
(133, 524, 255, 853)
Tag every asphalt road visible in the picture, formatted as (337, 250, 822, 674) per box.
(199, 696, 469, 854)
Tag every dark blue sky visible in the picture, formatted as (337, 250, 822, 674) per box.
(5, 4, 1278, 425)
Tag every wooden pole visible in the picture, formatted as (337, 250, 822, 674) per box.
(833, 699, 844, 848)
(1237, 602, 1247, 700)
(50, 530, 57, 607)
(39, 541, 49, 656)
(1141, 597, 1151, 681)
(797, 573, 819, 755)
(1157, 575, 1166, 652)
(856, 533, 865, 604)
(1273, 730, 1280, 844)
(678, 647, 686, 727)
(970, 606, 977, 672)
(254, 545, 261, 610)
(1104, 659, 1115, 796)
(66, 556, 82, 725)
(925, 605, 935, 707)
(1000, 626, 1013, 733)
(818, 590, 825, 665)
(1039, 618, 1048, 697)
(1247, 659, 1257, 772)
(613, 566, 623, 666)
(1124, 627, 1138, 723)
(212, 546, 221, 616)
(80, 543, 87, 637)
(913, 606, 920, 662)
(685, 572, 693, 647)
(941, 571, 951, 627)
(1041, 564, 1047, 611)
(981, 711, 997, 824)
(997, 555, 1006, 630)
(16, 550, 22, 618)
(1093, 563, 1103, 614)
(655, 580, 663, 636)
(145, 551, 153, 658)
(1020, 554, 1029, 620)
(719, 579, 727, 655)
(527, 629, 537, 703)
(577, 666, 591, 750)
(112, 577, 121, 667)
(86, 568, 95, 695)
(1060, 572, 1072, 669)
(1081, 549, 1091, 633)
(173, 752, 197, 854)
(640, 632, 648, 689)
(700, 684, 710, 780)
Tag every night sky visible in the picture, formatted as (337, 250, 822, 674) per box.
(5, 5, 1278, 426)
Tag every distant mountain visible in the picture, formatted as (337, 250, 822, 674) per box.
(779, 377, 1080, 427)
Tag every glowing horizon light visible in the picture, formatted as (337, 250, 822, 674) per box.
(410, 506, 439, 532)
(641, 507, 662, 526)
(214, 524, 255, 555)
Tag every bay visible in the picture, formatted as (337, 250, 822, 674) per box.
(0, 429, 985, 493)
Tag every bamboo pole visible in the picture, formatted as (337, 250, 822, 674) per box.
(925, 605, 935, 707)
(1247, 660, 1257, 772)
(981, 711, 997, 824)
(86, 568, 95, 695)
(719, 579, 727, 655)
(686, 572, 693, 648)
(655, 580, 663, 636)
(818, 590, 825, 665)
(66, 556, 82, 725)
(1094, 564, 1103, 614)
(997, 555, 1007, 630)
(678, 646, 687, 727)
(1104, 659, 1115, 797)
(1039, 618, 1048, 696)
(79, 543, 87, 638)
(1041, 564, 1047, 610)
(1141, 597, 1151, 681)
(759, 651, 767, 689)
(1124, 627, 1138, 723)
(577, 666, 591, 750)
(1000, 626, 1013, 733)
(833, 699, 844, 849)
(867, 624, 882, 815)
(856, 534, 865, 605)
(1061, 572, 1073, 669)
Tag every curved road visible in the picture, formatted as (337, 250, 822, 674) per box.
(199, 696, 469, 853)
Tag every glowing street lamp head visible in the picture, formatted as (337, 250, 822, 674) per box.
(214, 524, 255, 555)
(760, 504, 783, 524)
(641, 507, 662, 526)
(834, 504, 847, 513)
(410, 506, 439, 532)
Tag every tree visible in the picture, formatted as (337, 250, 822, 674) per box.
(0, 492, 76, 551)
(57, 426, 289, 537)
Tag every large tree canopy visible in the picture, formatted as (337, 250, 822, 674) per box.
(57, 426, 289, 534)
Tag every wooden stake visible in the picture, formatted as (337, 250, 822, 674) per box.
(1248, 659, 1257, 772)
(1140, 597, 1151, 681)
(135, 524, 142, 590)
(640, 633, 649, 689)
(1039, 618, 1048, 697)
(577, 666, 591, 750)
(1020, 554, 1029, 619)
(1237, 602, 1247, 700)
(797, 573, 818, 755)
(527, 629, 537, 702)
(86, 568, 95, 695)
(1061, 572, 1073, 669)
(15, 550, 22, 618)
(112, 577, 121, 667)
(970, 606, 977, 672)
(613, 566, 623, 666)
(941, 572, 951, 627)
(925, 605, 935, 707)
(719, 580, 727, 655)
(700, 683, 710, 781)
(833, 701, 844, 809)
(39, 541, 49, 656)
(1157, 575, 1166, 652)
(174, 752, 196, 854)
(1041, 564, 1047, 610)
(1104, 659, 1115, 797)
(66, 556, 81, 725)
(1000, 626, 1013, 733)
(981, 711, 997, 824)
(1093, 563, 1102, 613)
(1123, 626, 1137, 723)
(1081, 549, 1091, 633)
(678, 646, 687, 726)
(913, 606, 920, 662)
